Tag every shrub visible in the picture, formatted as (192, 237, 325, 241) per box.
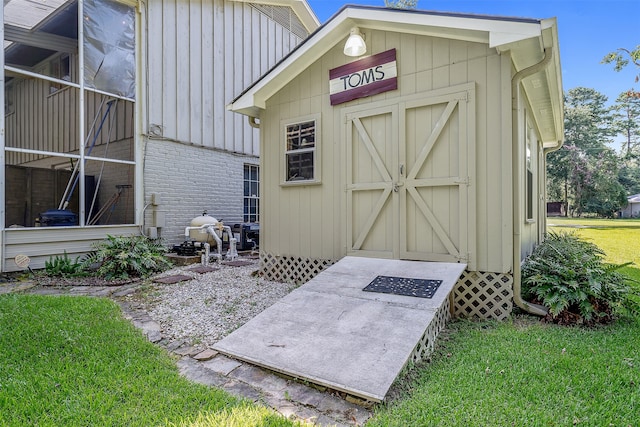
(44, 252, 84, 277)
(81, 235, 172, 280)
(522, 231, 639, 324)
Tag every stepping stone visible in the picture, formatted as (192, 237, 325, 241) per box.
(189, 265, 218, 274)
(174, 346, 198, 356)
(193, 349, 218, 361)
(153, 274, 192, 284)
(222, 260, 253, 267)
(203, 355, 242, 375)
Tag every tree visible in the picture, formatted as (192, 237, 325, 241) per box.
(581, 150, 628, 217)
(611, 90, 640, 197)
(384, 0, 418, 8)
(618, 160, 640, 195)
(547, 87, 622, 216)
(602, 45, 640, 83)
(612, 90, 640, 158)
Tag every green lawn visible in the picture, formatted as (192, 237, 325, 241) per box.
(369, 317, 640, 426)
(0, 294, 297, 427)
(547, 216, 640, 282)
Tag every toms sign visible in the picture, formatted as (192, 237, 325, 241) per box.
(329, 49, 397, 106)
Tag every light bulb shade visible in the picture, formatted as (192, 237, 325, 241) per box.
(343, 28, 366, 57)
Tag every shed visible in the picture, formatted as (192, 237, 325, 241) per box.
(229, 5, 564, 319)
(620, 194, 640, 218)
(1, 0, 318, 271)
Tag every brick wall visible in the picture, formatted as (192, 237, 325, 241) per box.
(143, 139, 258, 244)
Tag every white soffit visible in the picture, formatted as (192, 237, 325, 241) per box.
(350, 7, 541, 47)
(3, 0, 72, 50)
(3, 0, 70, 30)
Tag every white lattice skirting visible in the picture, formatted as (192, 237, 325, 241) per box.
(260, 254, 514, 320)
(410, 297, 451, 364)
(260, 253, 335, 285)
(453, 271, 514, 320)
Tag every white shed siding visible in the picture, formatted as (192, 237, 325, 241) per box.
(520, 105, 544, 260)
(260, 30, 513, 273)
(145, 0, 305, 157)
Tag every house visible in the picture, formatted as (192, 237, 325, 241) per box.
(620, 194, 640, 218)
(229, 5, 564, 319)
(1, 0, 318, 271)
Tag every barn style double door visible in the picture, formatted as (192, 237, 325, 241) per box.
(343, 83, 476, 268)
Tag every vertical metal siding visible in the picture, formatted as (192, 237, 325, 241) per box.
(146, 0, 304, 156)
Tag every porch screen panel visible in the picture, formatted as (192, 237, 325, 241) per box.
(83, 0, 136, 99)
(3, 0, 137, 228)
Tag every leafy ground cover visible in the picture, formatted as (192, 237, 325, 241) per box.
(0, 294, 297, 427)
(521, 231, 636, 324)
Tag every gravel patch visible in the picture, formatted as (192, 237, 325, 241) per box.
(126, 259, 297, 350)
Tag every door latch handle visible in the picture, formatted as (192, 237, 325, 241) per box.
(393, 182, 404, 192)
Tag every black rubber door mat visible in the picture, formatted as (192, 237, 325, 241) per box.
(363, 275, 443, 298)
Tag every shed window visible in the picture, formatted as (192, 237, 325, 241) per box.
(526, 126, 534, 221)
(285, 120, 316, 182)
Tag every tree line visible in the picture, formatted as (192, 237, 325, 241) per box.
(547, 46, 640, 218)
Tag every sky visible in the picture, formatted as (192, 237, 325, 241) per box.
(306, 0, 639, 107)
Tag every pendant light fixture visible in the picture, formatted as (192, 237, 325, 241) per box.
(343, 27, 366, 57)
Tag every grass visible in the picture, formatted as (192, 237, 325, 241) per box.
(369, 317, 640, 426)
(548, 216, 640, 283)
(547, 217, 640, 228)
(0, 294, 297, 427)
(369, 217, 640, 426)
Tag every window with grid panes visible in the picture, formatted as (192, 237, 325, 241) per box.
(285, 120, 316, 181)
(244, 164, 259, 222)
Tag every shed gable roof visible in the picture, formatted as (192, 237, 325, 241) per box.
(229, 5, 563, 147)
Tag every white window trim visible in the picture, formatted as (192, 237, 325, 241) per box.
(280, 113, 321, 186)
(243, 164, 260, 223)
(525, 120, 535, 223)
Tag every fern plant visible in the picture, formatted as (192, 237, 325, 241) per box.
(45, 251, 83, 277)
(81, 235, 172, 280)
(522, 231, 637, 324)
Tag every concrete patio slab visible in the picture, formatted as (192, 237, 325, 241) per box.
(213, 256, 466, 402)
